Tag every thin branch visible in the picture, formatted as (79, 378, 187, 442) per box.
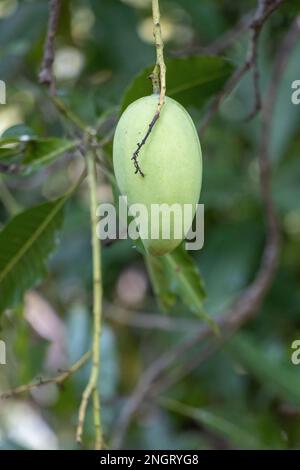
(0, 176, 20, 215)
(1, 351, 91, 400)
(110, 11, 300, 450)
(131, 113, 159, 177)
(130, 0, 166, 177)
(0, 162, 21, 175)
(76, 145, 103, 450)
(39, 0, 61, 94)
(200, 63, 249, 136)
(51, 94, 87, 132)
(204, 12, 253, 55)
(173, 11, 253, 57)
(200, 0, 285, 134)
(243, 0, 283, 120)
(106, 303, 200, 332)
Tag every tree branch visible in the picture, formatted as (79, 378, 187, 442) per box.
(0, 162, 21, 175)
(130, 0, 166, 177)
(76, 145, 103, 450)
(39, 0, 61, 94)
(1, 351, 91, 400)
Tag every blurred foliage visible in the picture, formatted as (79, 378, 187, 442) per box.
(0, 0, 300, 451)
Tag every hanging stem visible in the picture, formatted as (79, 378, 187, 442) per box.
(76, 149, 103, 450)
(131, 0, 167, 177)
(151, 0, 166, 110)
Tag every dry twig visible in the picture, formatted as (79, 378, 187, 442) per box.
(200, 0, 285, 134)
(1, 351, 91, 400)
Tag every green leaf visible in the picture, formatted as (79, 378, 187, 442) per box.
(1, 124, 37, 140)
(22, 138, 77, 171)
(0, 198, 66, 313)
(0, 133, 77, 171)
(121, 56, 234, 112)
(227, 333, 300, 406)
(161, 398, 284, 450)
(146, 245, 217, 331)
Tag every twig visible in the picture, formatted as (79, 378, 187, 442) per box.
(1, 351, 91, 399)
(106, 303, 200, 332)
(0, 162, 21, 175)
(110, 10, 300, 451)
(39, 0, 61, 94)
(76, 147, 103, 450)
(51, 95, 87, 132)
(130, 0, 166, 177)
(244, 0, 285, 120)
(243, 0, 264, 121)
(199, 0, 285, 134)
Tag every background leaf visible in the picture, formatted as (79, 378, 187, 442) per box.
(22, 138, 77, 171)
(0, 136, 77, 172)
(227, 333, 300, 407)
(121, 56, 234, 112)
(0, 198, 65, 313)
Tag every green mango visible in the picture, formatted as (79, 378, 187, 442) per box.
(113, 94, 202, 256)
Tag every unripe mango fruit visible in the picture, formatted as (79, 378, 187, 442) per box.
(113, 95, 202, 256)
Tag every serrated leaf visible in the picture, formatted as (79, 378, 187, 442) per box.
(0, 198, 66, 313)
(121, 56, 234, 112)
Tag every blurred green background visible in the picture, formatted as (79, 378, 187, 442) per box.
(0, 0, 300, 450)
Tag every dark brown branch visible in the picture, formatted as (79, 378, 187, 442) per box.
(200, 0, 285, 134)
(131, 112, 159, 177)
(39, 0, 61, 94)
(243, 0, 284, 120)
(106, 303, 200, 332)
(111, 13, 300, 450)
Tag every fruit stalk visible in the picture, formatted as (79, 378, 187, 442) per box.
(131, 0, 167, 176)
(151, 0, 166, 111)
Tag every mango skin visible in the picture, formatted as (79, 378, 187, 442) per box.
(113, 95, 202, 256)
